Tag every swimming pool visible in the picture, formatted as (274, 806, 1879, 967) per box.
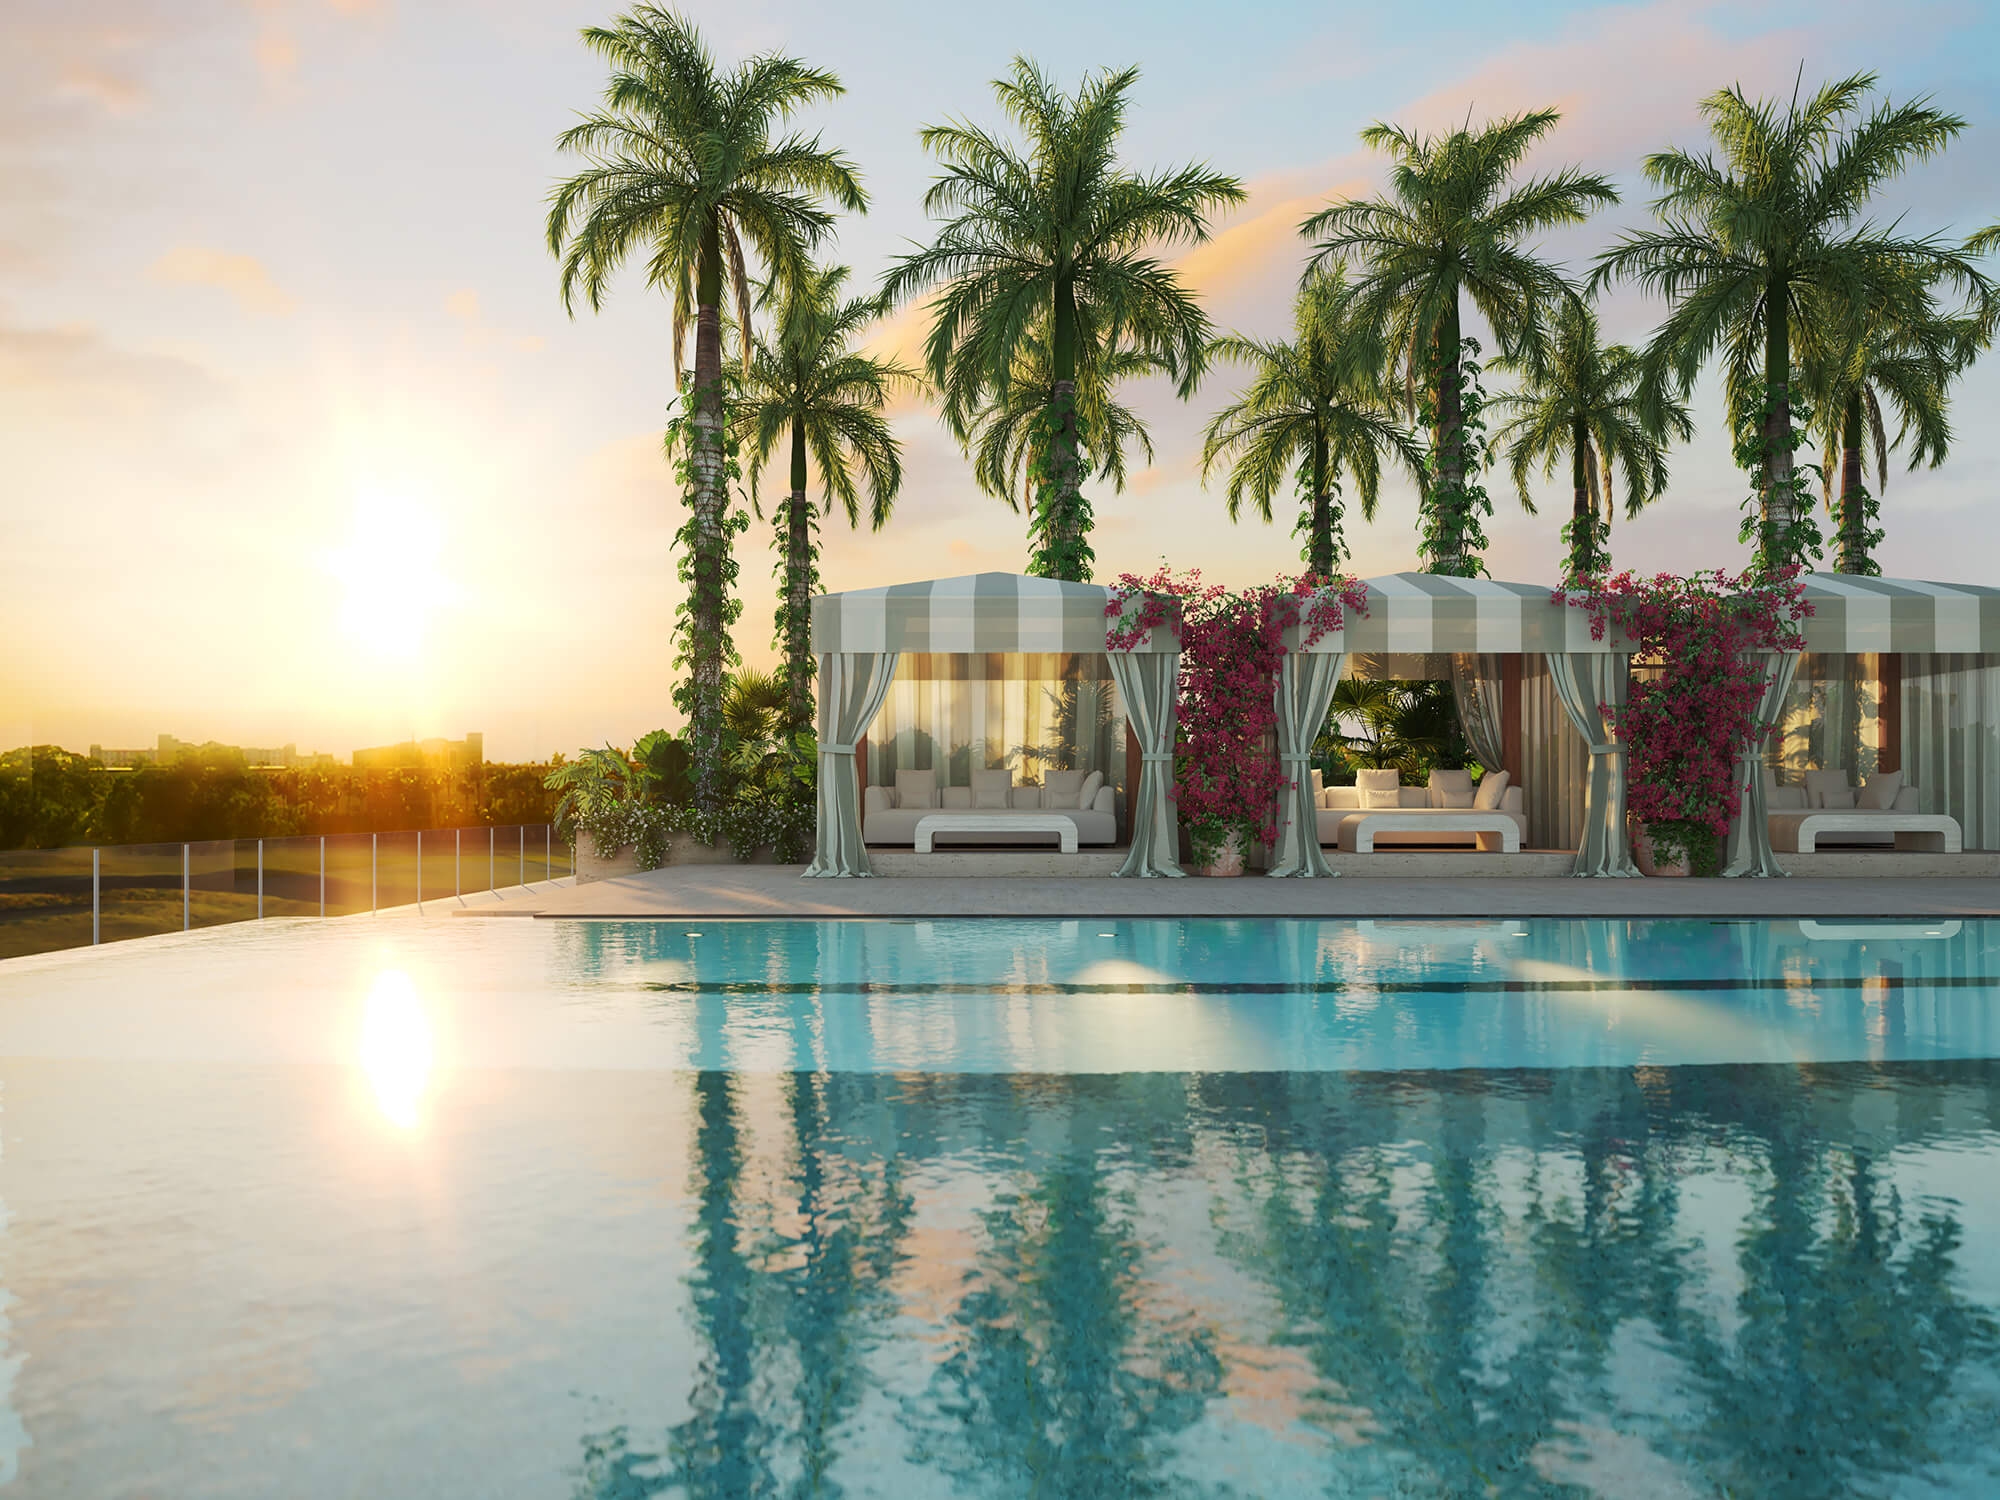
(1, 916, 1997, 1496)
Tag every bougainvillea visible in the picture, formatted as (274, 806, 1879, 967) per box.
(1108, 569, 1369, 865)
(1562, 568, 1810, 872)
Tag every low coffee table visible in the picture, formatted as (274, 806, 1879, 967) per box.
(1334, 812, 1520, 853)
(913, 813, 1079, 853)
(1767, 810, 1962, 853)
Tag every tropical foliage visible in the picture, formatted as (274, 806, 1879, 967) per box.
(1302, 109, 1617, 576)
(883, 58, 1244, 581)
(1317, 679, 1472, 781)
(1493, 295, 1692, 581)
(1592, 73, 1987, 573)
(734, 263, 917, 735)
(1202, 270, 1427, 578)
(548, 7, 864, 809)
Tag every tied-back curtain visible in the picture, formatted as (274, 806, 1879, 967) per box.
(802, 651, 900, 878)
(1108, 650, 1185, 878)
(1267, 649, 1348, 877)
(1901, 652, 2000, 851)
(1450, 653, 1507, 775)
(1544, 653, 1640, 878)
(1720, 651, 1802, 878)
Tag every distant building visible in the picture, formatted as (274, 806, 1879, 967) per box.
(87, 735, 338, 770)
(351, 732, 484, 772)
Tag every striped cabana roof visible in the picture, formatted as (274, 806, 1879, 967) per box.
(1796, 575, 2000, 654)
(1288, 573, 1637, 654)
(809, 572, 1180, 654)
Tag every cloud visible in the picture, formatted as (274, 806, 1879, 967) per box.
(57, 64, 146, 115)
(147, 245, 298, 316)
(445, 286, 544, 354)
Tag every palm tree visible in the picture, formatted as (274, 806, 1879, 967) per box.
(1591, 73, 1986, 574)
(734, 264, 917, 735)
(547, 7, 864, 810)
(882, 59, 1244, 582)
(1201, 269, 1427, 578)
(1492, 296, 1693, 581)
(962, 330, 1165, 521)
(1300, 110, 1616, 577)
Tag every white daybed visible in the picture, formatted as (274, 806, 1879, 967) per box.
(1765, 769, 1961, 852)
(864, 767, 1117, 848)
(1313, 768, 1527, 850)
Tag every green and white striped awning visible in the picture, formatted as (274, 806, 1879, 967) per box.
(1289, 573, 1637, 654)
(809, 572, 1179, 654)
(1797, 575, 2000, 653)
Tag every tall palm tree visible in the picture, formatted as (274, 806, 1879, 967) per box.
(547, 7, 864, 810)
(1301, 110, 1616, 578)
(1201, 269, 1427, 578)
(1798, 286, 1984, 575)
(1492, 296, 1693, 581)
(1592, 73, 1986, 574)
(882, 58, 1244, 582)
(734, 264, 917, 735)
(962, 330, 1165, 518)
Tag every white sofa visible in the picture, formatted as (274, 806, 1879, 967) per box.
(1765, 768, 1952, 849)
(1312, 768, 1527, 849)
(863, 766, 1117, 847)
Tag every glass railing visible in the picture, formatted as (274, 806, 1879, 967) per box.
(0, 825, 573, 961)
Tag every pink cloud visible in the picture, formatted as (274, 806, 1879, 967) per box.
(147, 245, 297, 316)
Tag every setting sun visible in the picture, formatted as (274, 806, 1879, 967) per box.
(326, 482, 458, 665)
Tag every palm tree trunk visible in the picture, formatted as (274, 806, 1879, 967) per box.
(1567, 419, 1595, 581)
(1760, 290, 1798, 573)
(1037, 277, 1090, 582)
(1836, 389, 1868, 575)
(688, 212, 730, 812)
(1428, 299, 1469, 576)
(784, 416, 815, 738)
(1308, 428, 1333, 579)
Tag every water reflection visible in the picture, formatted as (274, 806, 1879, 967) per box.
(357, 969, 433, 1129)
(574, 1062, 2000, 1498)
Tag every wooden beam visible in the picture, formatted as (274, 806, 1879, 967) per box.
(1500, 656, 1524, 785)
(1877, 653, 1901, 774)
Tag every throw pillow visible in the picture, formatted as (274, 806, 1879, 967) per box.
(1473, 769, 1511, 811)
(1428, 768, 1474, 810)
(1820, 787, 1858, 810)
(1043, 769, 1087, 810)
(895, 768, 939, 810)
(1009, 786, 1041, 810)
(1856, 769, 1902, 811)
(1078, 770, 1105, 809)
(1803, 768, 1851, 809)
(1356, 768, 1401, 811)
(1440, 789, 1476, 809)
(970, 768, 1013, 810)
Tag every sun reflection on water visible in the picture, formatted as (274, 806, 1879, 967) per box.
(358, 970, 433, 1129)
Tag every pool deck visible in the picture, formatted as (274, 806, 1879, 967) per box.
(454, 864, 2000, 920)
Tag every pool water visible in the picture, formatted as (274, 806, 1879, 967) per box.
(0, 917, 1997, 1497)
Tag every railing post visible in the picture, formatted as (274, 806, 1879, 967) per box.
(372, 832, 378, 915)
(455, 827, 462, 905)
(92, 847, 100, 946)
(416, 829, 423, 914)
(519, 826, 525, 890)
(546, 824, 551, 885)
(489, 826, 495, 896)
(257, 839, 264, 920)
(320, 836, 326, 917)
(182, 843, 190, 931)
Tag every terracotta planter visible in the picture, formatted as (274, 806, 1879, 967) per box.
(1630, 819, 1690, 878)
(1194, 828, 1247, 878)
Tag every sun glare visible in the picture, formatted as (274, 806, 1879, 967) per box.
(358, 969, 435, 1129)
(326, 481, 458, 663)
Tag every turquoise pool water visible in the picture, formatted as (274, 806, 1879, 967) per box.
(0, 917, 1997, 1496)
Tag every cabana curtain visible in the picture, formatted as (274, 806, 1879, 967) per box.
(1450, 653, 1507, 774)
(1544, 653, 1640, 878)
(1109, 649, 1185, 878)
(1267, 648, 1348, 877)
(802, 651, 900, 878)
(1720, 651, 1802, 878)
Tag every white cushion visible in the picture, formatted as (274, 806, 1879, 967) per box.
(939, 786, 973, 809)
(1820, 786, 1857, 810)
(1857, 770, 1902, 811)
(1428, 769, 1473, 808)
(1009, 786, 1041, 810)
(1311, 769, 1324, 799)
(1078, 770, 1105, 809)
(1474, 769, 1510, 811)
(1767, 784, 1808, 811)
(1043, 769, 1087, 810)
(1803, 769, 1850, 809)
(971, 768, 1012, 809)
(1439, 788, 1476, 809)
(1356, 768, 1400, 809)
(895, 768, 939, 809)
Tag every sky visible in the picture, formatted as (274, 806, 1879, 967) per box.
(3, 0, 1997, 763)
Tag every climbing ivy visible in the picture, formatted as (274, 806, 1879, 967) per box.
(1833, 482, 1884, 577)
(1558, 507, 1610, 586)
(1025, 389, 1096, 582)
(770, 486, 822, 737)
(1416, 336, 1493, 578)
(1293, 460, 1349, 578)
(1734, 382, 1824, 577)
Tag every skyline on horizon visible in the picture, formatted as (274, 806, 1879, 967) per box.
(6, 0, 1998, 763)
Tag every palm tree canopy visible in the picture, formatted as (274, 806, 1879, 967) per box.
(964, 331, 1167, 511)
(1201, 270, 1428, 524)
(733, 263, 919, 529)
(546, 5, 866, 379)
(1492, 296, 1693, 519)
(1301, 109, 1617, 398)
(1591, 73, 1991, 428)
(881, 58, 1246, 430)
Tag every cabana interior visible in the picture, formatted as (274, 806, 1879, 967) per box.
(805, 570, 2000, 879)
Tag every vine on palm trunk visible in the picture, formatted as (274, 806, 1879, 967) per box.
(666, 375, 749, 805)
(1418, 337, 1494, 578)
(1026, 391, 1095, 582)
(1834, 482, 1884, 576)
(1735, 383, 1823, 576)
(770, 492, 821, 734)
(1295, 463, 1349, 577)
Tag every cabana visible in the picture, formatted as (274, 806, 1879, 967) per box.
(803, 574, 1182, 878)
(1728, 574, 2000, 874)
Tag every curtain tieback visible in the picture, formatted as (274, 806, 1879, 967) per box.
(1140, 751, 1176, 764)
(1278, 752, 1315, 766)
(1588, 743, 1625, 756)
(824, 741, 858, 756)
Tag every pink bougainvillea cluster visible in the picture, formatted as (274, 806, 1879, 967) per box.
(1108, 569, 1369, 861)
(1561, 568, 1811, 839)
